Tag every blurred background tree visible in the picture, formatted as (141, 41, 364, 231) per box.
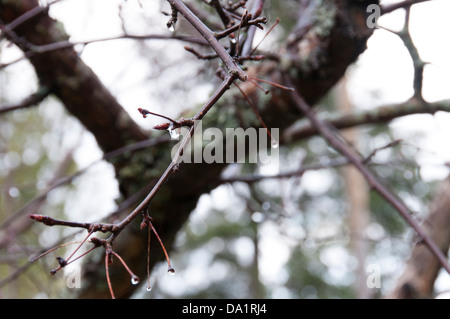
(1, 0, 450, 299)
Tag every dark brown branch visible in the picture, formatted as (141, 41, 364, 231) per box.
(286, 76, 450, 275)
(209, 0, 234, 28)
(0, 33, 208, 70)
(221, 139, 402, 184)
(221, 157, 350, 184)
(214, 16, 267, 39)
(111, 75, 236, 239)
(378, 7, 425, 100)
(282, 98, 450, 143)
(167, 0, 247, 81)
(0, 86, 49, 114)
(1, 0, 62, 31)
(381, 0, 431, 15)
(184, 46, 218, 60)
(29, 214, 116, 232)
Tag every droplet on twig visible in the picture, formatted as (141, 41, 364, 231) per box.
(168, 125, 181, 140)
(271, 139, 279, 149)
(146, 286, 153, 292)
(131, 275, 140, 285)
(167, 266, 176, 276)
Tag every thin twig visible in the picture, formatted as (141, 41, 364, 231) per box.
(105, 247, 115, 299)
(214, 16, 267, 40)
(112, 75, 236, 238)
(0, 34, 207, 70)
(0, 87, 49, 115)
(283, 98, 450, 143)
(167, 0, 247, 81)
(381, 0, 431, 15)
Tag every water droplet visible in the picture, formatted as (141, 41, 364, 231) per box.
(167, 266, 176, 276)
(271, 139, 279, 149)
(168, 125, 180, 140)
(168, 25, 175, 32)
(146, 286, 152, 292)
(131, 275, 140, 285)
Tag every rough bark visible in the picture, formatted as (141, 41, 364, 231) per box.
(1, 0, 377, 298)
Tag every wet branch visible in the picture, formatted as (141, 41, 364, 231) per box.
(286, 75, 450, 275)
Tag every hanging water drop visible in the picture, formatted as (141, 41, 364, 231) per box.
(168, 25, 175, 32)
(271, 139, 279, 149)
(167, 266, 176, 276)
(131, 275, 140, 285)
(168, 125, 180, 140)
(146, 286, 153, 292)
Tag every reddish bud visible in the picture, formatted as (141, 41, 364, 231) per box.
(153, 122, 171, 130)
(138, 108, 149, 118)
(29, 214, 55, 226)
(29, 214, 44, 221)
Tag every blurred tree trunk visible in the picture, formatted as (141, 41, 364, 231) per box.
(337, 79, 372, 299)
(387, 175, 450, 299)
(1, 0, 378, 298)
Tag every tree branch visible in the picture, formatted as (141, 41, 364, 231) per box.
(285, 76, 450, 275)
(282, 98, 450, 143)
(388, 175, 450, 298)
(167, 0, 247, 81)
(0, 86, 49, 114)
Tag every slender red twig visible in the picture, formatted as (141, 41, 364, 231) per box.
(110, 251, 140, 284)
(30, 241, 84, 262)
(64, 229, 94, 263)
(234, 82, 274, 142)
(148, 218, 174, 274)
(137, 108, 179, 124)
(248, 76, 294, 91)
(146, 224, 152, 291)
(249, 17, 280, 56)
(105, 249, 115, 299)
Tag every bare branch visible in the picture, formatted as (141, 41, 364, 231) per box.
(0, 87, 49, 115)
(283, 98, 450, 143)
(112, 75, 236, 238)
(381, 0, 431, 15)
(167, 0, 247, 81)
(285, 75, 450, 275)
